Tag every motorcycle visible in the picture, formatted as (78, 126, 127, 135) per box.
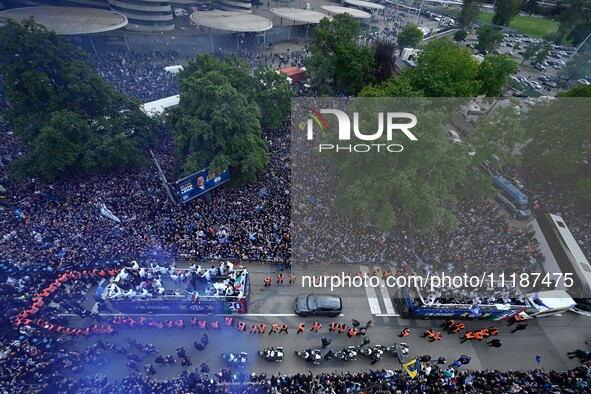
(384, 343, 410, 363)
(334, 346, 358, 361)
(222, 352, 248, 368)
(358, 345, 384, 364)
(295, 348, 322, 365)
(258, 347, 283, 362)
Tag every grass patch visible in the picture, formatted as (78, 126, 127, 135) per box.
(441, 10, 558, 38)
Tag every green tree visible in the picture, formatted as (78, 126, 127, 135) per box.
(521, 42, 541, 64)
(559, 51, 591, 81)
(167, 70, 268, 184)
(397, 25, 424, 53)
(318, 98, 491, 236)
(558, 84, 591, 97)
(453, 29, 468, 43)
(407, 39, 482, 96)
(534, 44, 551, 64)
(477, 54, 519, 96)
(522, 0, 540, 15)
(492, 0, 523, 26)
(476, 25, 504, 54)
(372, 39, 397, 84)
(306, 14, 374, 95)
(555, 0, 585, 43)
(522, 97, 591, 206)
(567, 21, 591, 46)
(179, 55, 291, 130)
(0, 18, 155, 182)
(471, 106, 525, 165)
(460, 0, 485, 27)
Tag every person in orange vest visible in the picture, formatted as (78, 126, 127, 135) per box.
(277, 273, 284, 284)
(210, 321, 220, 330)
(237, 321, 246, 331)
(443, 319, 455, 330)
(461, 331, 475, 343)
(422, 329, 434, 338)
(347, 327, 357, 338)
(258, 324, 266, 334)
(198, 320, 207, 330)
(488, 326, 499, 336)
(225, 316, 234, 327)
(138, 317, 146, 326)
(339, 324, 347, 335)
(249, 324, 258, 334)
(311, 322, 321, 332)
(430, 331, 442, 342)
(479, 328, 490, 338)
(474, 331, 484, 341)
(297, 323, 305, 334)
(268, 324, 279, 335)
(175, 320, 185, 329)
(164, 320, 173, 329)
(289, 273, 297, 285)
(190, 317, 198, 327)
(280, 324, 288, 334)
(399, 328, 410, 337)
(329, 322, 338, 332)
(264, 277, 271, 287)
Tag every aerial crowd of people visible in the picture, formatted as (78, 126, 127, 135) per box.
(0, 39, 590, 393)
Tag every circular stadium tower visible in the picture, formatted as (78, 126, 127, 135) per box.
(108, 0, 174, 32)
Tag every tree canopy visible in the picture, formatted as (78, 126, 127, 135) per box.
(168, 55, 277, 184)
(0, 18, 155, 182)
(492, 0, 523, 26)
(476, 25, 504, 54)
(306, 14, 374, 95)
(522, 97, 591, 206)
(405, 39, 482, 97)
(453, 29, 468, 43)
(317, 98, 492, 236)
(460, 0, 485, 27)
(477, 54, 519, 96)
(396, 25, 424, 51)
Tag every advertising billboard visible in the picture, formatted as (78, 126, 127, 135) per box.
(176, 168, 229, 203)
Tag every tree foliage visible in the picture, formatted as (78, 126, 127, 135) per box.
(168, 57, 271, 184)
(397, 25, 424, 51)
(306, 14, 374, 95)
(406, 39, 482, 97)
(453, 29, 468, 43)
(460, 0, 485, 27)
(522, 0, 540, 15)
(522, 97, 591, 206)
(477, 54, 519, 96)
(372, 39, 397, 84)
(476, 25, 504, 54)
(0, 18, 155, 182)
(492, 0, 523, 26)
(319, 99, 491, 236)
(559, 51, 591, 81)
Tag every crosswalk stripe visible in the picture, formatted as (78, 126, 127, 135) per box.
(374, 269, 397, 315)
(359, 266, 382, 314)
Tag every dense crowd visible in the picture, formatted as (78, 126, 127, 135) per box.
(1, 42, 591, 393)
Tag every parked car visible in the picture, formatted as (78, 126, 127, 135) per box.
(578, 79, 590, 85)
(295, 294, 342, 317)
(529, 81, 542, 89)
(544, 81, 558, 88)
(513, 91, 527, 97)
(447, 129, 462, 143)
(538, 75, 550, 82)
(534, 64, 546, 71)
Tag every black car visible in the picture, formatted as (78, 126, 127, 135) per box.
(512, 91, 527, 97)
(294, 294, 342, 317)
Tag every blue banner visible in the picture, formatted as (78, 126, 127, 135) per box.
(176, 168, 230, 203)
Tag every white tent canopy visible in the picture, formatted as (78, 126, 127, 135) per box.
(164, 65, 184, 74)
(141, 95, 180, 118)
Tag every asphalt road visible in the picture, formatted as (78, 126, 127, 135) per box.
(60, 262, 591, 382)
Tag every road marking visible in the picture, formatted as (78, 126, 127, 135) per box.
(57, 313, 344, 318)
(360, 266, 382, 314)
(374, 266, 398, 316)
(375, 313, 400, 317)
